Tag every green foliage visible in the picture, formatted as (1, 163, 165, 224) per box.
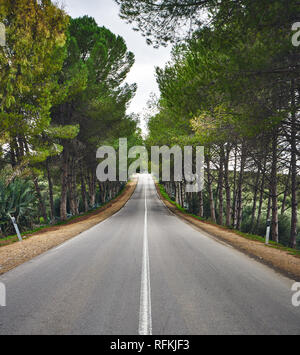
(52, 16, 137, 152)
(158, 184, 186, 213)
(115, 0, 213, 47)
(159, 183, 300, 256)
(0, 0, 69, 164)
(146, 0, 299, 248)
(0, 178, 36, 235)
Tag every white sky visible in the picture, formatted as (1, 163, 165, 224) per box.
(62, 0, 171, 130)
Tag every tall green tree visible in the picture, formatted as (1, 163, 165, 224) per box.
(147, 0, 300, 247)
(51, 16, 136, 220)
(0, 0, 69, 167)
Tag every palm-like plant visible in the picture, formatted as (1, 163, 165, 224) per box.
(0, 179, 36, 236)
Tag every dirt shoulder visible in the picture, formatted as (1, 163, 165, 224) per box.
(0, 180, 137, 275)
(156, 184, 300, 281)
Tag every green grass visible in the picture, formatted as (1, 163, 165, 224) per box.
(158, 184, 187, 214)
(158, 184, 300, 258)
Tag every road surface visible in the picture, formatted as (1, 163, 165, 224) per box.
(0, 174, 299, 335)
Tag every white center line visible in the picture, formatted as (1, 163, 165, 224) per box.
(138, 176, 153, 335)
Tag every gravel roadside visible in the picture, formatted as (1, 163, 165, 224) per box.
(0, 180, 137, 275)
(156, 183, 300, 281)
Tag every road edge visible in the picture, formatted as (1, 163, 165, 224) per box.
(155, 182, 300, 282)
(0, 179, 138, 275)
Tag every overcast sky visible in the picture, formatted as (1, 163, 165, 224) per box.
(63, 0, 171, 128)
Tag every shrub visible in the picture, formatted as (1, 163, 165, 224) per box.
(0, 178, 36, 236)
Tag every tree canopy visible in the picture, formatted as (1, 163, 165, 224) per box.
(145, 0, 300, 248)
(0, 5, 140, 234)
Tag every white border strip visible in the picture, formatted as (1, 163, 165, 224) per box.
(138, 177, 153, 335)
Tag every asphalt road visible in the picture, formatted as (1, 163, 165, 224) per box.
(0, 174, 299, 335)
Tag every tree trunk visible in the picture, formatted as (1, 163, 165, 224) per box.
(198, 191, 204, 218)
(250, 168, 260, 234)
(88, 170, 96, 207)
(9, 142, 17, 168)
(180, 182, 185, 208)
(290, 81, 298, 249)
(80, 163, 89, 212)
(255, 156, 267, 233)
(68, 156, 78, 216)
(217, 146, 225, 225)
(266, 194, 271, 221)
(236, 145, 246, 230)
(60, 146, 69, 221)
(46, 158, 55, 221)
(102, 182, 108, 204)
(281, 165, 291, 216)
(206, 155, 216, 223)
(224, 144, 232, 227)
(72, 159, 79, 215)
(270, 130, 279, 243)
(33, 176, 48, 222)
(232, 147, 238, 228)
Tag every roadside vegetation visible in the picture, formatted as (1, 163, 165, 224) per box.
(0, 1, 142, 238)
(119, 0, 300, 249)
(1, 1, 299, 254)
(158, 183, 300, 258)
